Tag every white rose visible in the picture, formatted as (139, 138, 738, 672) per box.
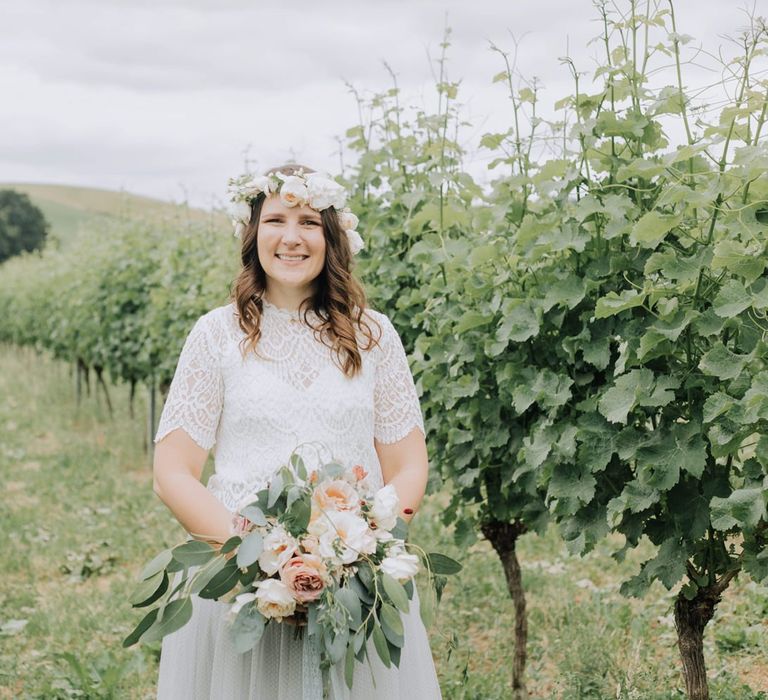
(380, 546, 420, 583)
(255, 579, 296, 619)
(244, 175, 274, 197)
(229, 591, 257, 619)
(306, 174, 346, 210)
(369, 484, 399, 531)
(228, 200, 252, 224)
(233, 221, 246, 239)
(374, 528, 395, 542)
(338, 209, 359, 231)
(277, 176, 308, 208)
(310, 510, 376, 565)
(346, 229, 364, 255)
(258, 525, 297, 576)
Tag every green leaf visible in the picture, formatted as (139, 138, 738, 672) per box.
(129, 570, 168, 608)
(140, 549, 173, 581)
(381, 573, 410, 613)
(608, 480, 660, 518)
(711, 240, 765, 284)
(711, 488, 767, 530)
(636, 423, 707, 488)
(122, 607, 158, 648)
(703, 392, 735, 423)
(199, 559, 240, 599)
(496, 300, 540, 342)
(231, 604, 266, 653)
(419, 585, 436, 628)
(629, 211, 682, 248)
(189, 556, 228, 595)
(469, 244, 499, 266)
(698, 343, 749, 380)
(542, 275, 587, 311)
(344, 643, 356, 690)
(236, 531, 264, 568)
(380, 603, 405, 648)
(426, 552, 463, 575)
(172, 540, 215, 567)
(598, 370, 679, 424)
(594, 290, 647, 319)
(267, 473, 284, 509)
(283, 493, 311, 538)
(335, 587, 362, 628)
(598, 370, 647, 424)
(220, 536, 242, 555)
(713, 279, 751, 318)
(548, 463, 597, 505)
(372, 625, 391, 668)
(140, 598, 193, 644)
(455, 310, 492, 334)
(239, 505, 267, 527)
(290, 453, 308, 482)
(349, 574, 374, 605)
(380, 602, 404, 638)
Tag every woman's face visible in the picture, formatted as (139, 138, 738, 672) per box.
(257, 194, 327, 300)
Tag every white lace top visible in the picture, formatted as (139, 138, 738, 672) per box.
(153, 300, 425, 512)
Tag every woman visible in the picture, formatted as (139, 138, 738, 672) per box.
(151, 163, 442, 699)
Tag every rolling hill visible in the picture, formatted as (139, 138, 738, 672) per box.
(0, 183, 222, 245)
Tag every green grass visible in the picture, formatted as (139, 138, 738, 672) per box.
(0, 343, 766, 699)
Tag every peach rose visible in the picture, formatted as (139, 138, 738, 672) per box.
(280, 554, 328, 604)
(311, 479, 360, 521)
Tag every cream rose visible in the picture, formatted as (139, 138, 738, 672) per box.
(309, 510, 377, 565)
(369, 484, 399, 531)
(380, 545, 420, 583)
(346, 229, 364, 255)
(277, 176, 308, 208)
(280, 554, 328, 603)
(338, 209, 359, 231)
(306, 174, 346, 210)
(228, 200, 252, 224)
(255, 579, 296, 619)
(258, 525, 298, 576)
(243, 175, 274, 198)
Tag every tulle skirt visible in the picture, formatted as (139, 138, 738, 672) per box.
(155, 585, 442, 699)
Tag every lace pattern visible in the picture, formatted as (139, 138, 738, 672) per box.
(154, 300, 425, 512)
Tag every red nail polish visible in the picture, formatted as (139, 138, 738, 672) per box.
(403, 507, 414, 515)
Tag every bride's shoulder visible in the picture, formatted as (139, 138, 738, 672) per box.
(190, 302, 240, 346)
(356, 307, 398, 350)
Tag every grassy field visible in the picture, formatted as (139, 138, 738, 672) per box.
(1, 343, 766, 699)
(0, 184, 221, 246)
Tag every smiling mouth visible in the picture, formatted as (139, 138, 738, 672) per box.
(276, 254, 309, 261)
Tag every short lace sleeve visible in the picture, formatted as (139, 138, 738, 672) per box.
(154, 311, 224, 451)
(373, 313, 425, 444)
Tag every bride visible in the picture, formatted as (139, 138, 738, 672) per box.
(151, 163, 442, 699)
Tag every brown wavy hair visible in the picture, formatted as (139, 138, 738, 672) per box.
(231, 163, 380, 377)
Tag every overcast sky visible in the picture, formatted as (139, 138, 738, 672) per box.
(0, 0, 763, 208)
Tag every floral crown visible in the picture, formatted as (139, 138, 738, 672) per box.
(226, 168, 364, 255)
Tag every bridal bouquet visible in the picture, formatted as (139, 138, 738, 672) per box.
(124, 452, 461, 690)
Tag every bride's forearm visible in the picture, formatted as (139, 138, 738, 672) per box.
(386, 463, 428, 524)
(154, 473, 233, 546)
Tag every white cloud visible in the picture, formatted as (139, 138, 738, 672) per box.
(0, 0, 759, 207)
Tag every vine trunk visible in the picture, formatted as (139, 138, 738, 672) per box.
(481, 519, 528, 700)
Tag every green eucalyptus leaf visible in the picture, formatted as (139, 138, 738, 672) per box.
(140, 598, 193, 644)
